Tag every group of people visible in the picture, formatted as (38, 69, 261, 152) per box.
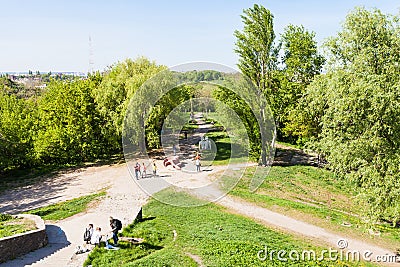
(134, 161, 157, 179)
(77, 216, 122, 253)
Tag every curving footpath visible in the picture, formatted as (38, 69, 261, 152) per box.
(0, 164, 147, 267)
(0, 161, 398, 266)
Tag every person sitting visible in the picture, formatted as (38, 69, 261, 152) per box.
(163, 156, 182, 170)
(84, 223, 94, 244)
(91, 227, 102, 247)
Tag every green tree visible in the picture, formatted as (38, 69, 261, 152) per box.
(94, 57, 166, 150)
(34, 74, 107, 163)
(279, 25, 325, 143)
(303, 7, 400, 224)
(281, 25, 325, 84)
(0, 92, 35, 171)
(234, 4, 278, 165)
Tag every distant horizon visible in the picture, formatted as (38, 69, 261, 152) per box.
(1, 71, 87, 75)
(1, 1, 398, 73)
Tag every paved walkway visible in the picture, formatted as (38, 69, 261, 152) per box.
(1, 164, 147, 267)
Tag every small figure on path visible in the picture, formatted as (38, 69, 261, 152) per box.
(205, 136, 211, 150)
(109, 216, 122, 246)
(153, 161, 157, 177)
(134, 162, 140, 180)
(199, 136, 206, 150)
(173, 144, 177, 156)
(195, 154, 201, 172)
(141, 162, 147, 178)
(105, 232, 120, 250)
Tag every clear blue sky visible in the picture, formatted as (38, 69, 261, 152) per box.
(0, 0, 398, 73)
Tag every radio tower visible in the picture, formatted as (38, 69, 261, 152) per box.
(88, 35, 94, 74)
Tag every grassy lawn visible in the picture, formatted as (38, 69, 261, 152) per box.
(0, 213, 36, 238)
(204, 131, 248, 166)
(225, 165, 400, 250)
(84, 190, 374, 267)
(25, 191, 106, 221)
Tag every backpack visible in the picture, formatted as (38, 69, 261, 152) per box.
(83, 228, 91, 242)
(115, 219, 122, 231)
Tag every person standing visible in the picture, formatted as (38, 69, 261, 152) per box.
(141, 162, 147, 178)
(153, 161, 157, 177)
(134, 162, 140, 180)
(195, 155, 201, 172)
(109, 216, 122, 246)
(173, 144, 177, 156)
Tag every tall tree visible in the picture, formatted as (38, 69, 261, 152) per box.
(34, 74, 106, 163)
(0, 92, 35, 171)
(303, 7, 400, 224)
(234, 4, 278, 165)
(279, 25, 325, 143)
(280, 25, 325, 85)
(94, 57, 166, 150)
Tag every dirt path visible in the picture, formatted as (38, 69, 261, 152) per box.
(0, 113, 397, 266)
(1, 164, 147, 267)
(1, 160, 397, 266)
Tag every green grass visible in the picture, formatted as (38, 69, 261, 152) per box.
(204, 131, 248, 166)
(181, 123, 199, 131)
(25, 191, 106, 221)
(226, 165, 400, 249)
(84, 189, 374, 267)
(0, 213, 36, 238)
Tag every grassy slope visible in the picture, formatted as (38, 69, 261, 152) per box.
(84, 190, 374, 267)
(226, 165, 400, 250)
(25, 191, 106, 221)
(0, 214, 36, 238)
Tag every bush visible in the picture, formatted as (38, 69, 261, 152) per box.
(0, 213, 13, 222)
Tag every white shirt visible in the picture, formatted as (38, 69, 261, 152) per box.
(91, 230, 102, 245)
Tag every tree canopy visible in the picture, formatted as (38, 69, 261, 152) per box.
(298, 7, 400, 224)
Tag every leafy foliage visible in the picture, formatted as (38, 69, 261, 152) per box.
(94, 57, 166, 150)
(0, 91, 36, 170)
(298, 7, 400, 224)
(34, 74, 108, 164)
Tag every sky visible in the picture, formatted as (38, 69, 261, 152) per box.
(0, 0, 399, 73)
